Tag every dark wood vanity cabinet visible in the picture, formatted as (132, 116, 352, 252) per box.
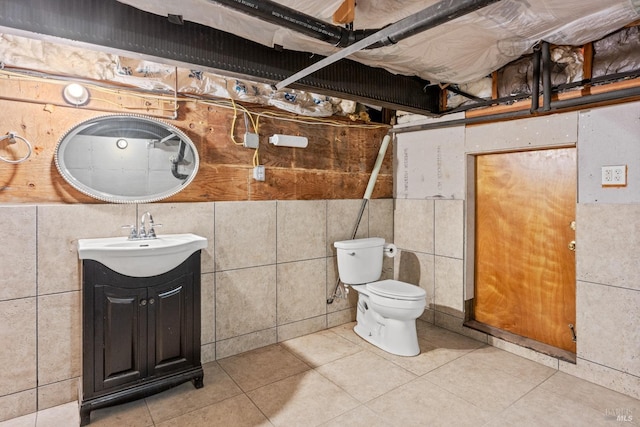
(80, 252, 203, 426)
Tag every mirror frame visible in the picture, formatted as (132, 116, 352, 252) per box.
(54, 114, 200, 203)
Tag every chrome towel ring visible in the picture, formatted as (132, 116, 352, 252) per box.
(0, 131, 32, 164)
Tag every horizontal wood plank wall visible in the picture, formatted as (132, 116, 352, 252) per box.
(0, 79, 392, 203)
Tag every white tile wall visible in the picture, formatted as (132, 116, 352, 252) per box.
(0, 199, 394, 421)
(392, 103, 640, 401)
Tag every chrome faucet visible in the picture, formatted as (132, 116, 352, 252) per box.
(139, 211, 158, 238)
(123, 211, 161, 240)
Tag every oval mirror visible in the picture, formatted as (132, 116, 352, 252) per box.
(55, 114, 199, 203)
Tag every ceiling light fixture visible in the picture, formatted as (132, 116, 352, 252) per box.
(62, 83, 90, 106)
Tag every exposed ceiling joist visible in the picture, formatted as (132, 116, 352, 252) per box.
(0, 0, 442, 115)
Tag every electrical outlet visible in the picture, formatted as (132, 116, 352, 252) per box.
(253, 165, 265, 181)
(243, 132, 259, 148)
(601, 165, 627, 187)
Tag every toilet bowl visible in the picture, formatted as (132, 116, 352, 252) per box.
(351, 280, 426, 356)
(334, 238, 426, 357)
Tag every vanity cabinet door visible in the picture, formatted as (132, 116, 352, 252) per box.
(147, 273, 196, 378)
(94, 284, 148, 393)
(81, 253, 203, 425)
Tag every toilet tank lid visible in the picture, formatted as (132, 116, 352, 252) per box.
(334, 237, 385, 249)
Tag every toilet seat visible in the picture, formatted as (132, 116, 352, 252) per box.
(366, 279, 426, 301)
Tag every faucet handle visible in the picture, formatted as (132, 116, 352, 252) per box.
(148, 223, 162, 238)
(121, 224, 138, 239)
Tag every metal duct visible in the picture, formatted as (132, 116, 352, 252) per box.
(207, 0, 374, 47)
(0, 0, 442, 115)
(542, 42, 552, 111)
(530, 46, 542, 113)
(209, 0, 501, 49)
(393, 85, 640, 134)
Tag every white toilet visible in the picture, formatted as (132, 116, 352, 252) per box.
(334, 237, 426, 356)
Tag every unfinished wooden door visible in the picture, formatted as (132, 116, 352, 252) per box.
(474, 147, 576, 353)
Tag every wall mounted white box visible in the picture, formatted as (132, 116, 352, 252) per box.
(269, 134, 308, 148)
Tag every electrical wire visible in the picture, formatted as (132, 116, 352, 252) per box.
(229, 98, 244, 145)
(228, 97, 263, 169)
(253, 115, 261, 168)
(0, 68, 390, 174)
(0, 68, 389, 172)
(0, 67, 389, 172)
(0, 68, 389, 130)
(0, 69, 178, 113)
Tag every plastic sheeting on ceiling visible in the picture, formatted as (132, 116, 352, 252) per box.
(117, 0, 640, 85)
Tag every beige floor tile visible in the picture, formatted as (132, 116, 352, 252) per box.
(319, 405, 393, 427)
(328, 321, 470, 377)
(146, 362, 243, 423)
(316, 351, 416, 403)
(463, 345, 557, 384)
(423, 354, 542, 413)
(484, 386, 618, 427)
(218, 344, 310, 391)
(281, 329, 363, 367)
(417, 321, 485, 351)
(537, 371, 640, 421)
(88, 399, 153, 427)
(367, 377, 493, 427)
(328, 322, 369, 347)
(0, 413, 35, 427)
(8, 324, 640, 427)
(367, 336, 467, 376)
(35, 401, 78, 427)
(247, 370, 359, 427)
(329, 323, 395, 356)
(156, 394, 272, 427)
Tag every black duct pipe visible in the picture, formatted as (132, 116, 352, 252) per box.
(207, 0, 373, 47)
(208, 0, 500, 49)
(392, 85, 640, 134)
(550, 86, 640, 110)
(447, 85, 487, 103)
(541, 41, 552, 111)
(370, 0, 501, 48)
(530, 45, 541, 113)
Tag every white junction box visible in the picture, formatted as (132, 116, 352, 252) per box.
(253, 165, 265, 181)
(601, 165, 627, 187)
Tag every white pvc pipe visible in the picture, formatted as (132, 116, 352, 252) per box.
(363, 134, 391, 200)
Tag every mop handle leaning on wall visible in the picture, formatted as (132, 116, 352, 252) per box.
(327, 134, 392, 304)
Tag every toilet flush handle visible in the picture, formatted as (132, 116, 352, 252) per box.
(348, 252, 356, 256)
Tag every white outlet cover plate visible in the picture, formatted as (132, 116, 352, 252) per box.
(601, 165, 627, 187)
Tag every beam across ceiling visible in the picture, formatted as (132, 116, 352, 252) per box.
(0, 0, 442, 115)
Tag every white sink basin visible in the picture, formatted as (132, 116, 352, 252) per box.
(78, 233, 208, 277)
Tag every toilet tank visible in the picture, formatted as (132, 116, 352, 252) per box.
(334, 237, 385, 284)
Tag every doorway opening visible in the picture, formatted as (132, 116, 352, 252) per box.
(464, 147, 577, 362)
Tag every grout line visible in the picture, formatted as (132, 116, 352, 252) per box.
(274, 201, 278, 344)
(35, 205, 39, 412)
(213, 202, 217, 360)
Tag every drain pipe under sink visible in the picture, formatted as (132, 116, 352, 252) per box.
(327, 133, 392, 304)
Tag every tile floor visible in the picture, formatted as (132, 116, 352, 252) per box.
(3, 321, 639, 427)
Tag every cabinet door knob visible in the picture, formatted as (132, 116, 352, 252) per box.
(149, 298, 155, 305)
(140, 299, 147, 306)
